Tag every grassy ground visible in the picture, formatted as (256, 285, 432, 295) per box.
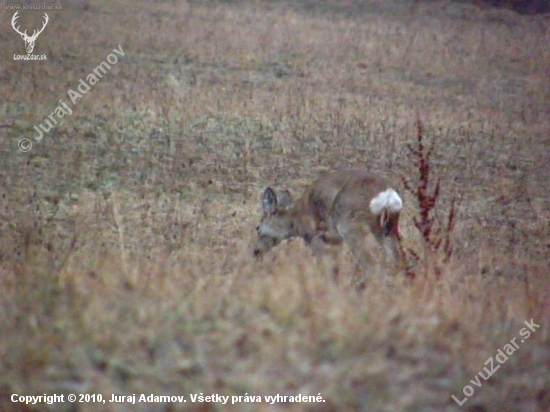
(0, 1, 549, 411)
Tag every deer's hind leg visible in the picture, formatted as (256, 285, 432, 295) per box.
(335, 219, 386, 284)
(303, 229, 343, 281)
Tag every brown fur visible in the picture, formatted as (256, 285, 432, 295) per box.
(254, 169, 403, 276)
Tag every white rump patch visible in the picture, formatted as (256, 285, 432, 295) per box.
(369, 189, 403, 215)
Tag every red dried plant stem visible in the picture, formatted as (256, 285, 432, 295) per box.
(401, 114, 458, 279)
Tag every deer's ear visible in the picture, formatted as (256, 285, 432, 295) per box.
(278, 190, 293, 209)
(262, 187, 277, 214)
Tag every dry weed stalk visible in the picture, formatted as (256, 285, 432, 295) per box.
(401, 115, 457, 280)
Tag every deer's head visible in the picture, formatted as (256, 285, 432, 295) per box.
(253, 188, 295, 258)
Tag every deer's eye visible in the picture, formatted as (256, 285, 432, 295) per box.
(256, 226, 260, 232)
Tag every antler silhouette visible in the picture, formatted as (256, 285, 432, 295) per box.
(11, 11, 49, 53)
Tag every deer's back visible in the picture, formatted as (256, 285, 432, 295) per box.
(297, 170, 391, 230)
(330, 171, 396, 235)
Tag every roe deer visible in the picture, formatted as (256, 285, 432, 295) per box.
(253, 169, 403, 275)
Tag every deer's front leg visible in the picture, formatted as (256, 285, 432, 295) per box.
(304, 231, 343, 257)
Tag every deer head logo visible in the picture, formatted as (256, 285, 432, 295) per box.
(11, 11, 49, 54)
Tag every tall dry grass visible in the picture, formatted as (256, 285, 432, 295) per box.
(0, 1, 548, 411)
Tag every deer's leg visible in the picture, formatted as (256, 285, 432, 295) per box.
(374, 233, 394, 261)
(308, 233, 328, 257)
(340, 228, 377, 272)
(307, 231, 341, 256)
(336, 219, 390, 285)
(373, 232, 403, 275)
(305, 231, 342, 282)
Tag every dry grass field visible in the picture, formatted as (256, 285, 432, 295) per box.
(0, 1, 549, 411)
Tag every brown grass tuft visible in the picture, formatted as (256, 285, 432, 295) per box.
(0, 1, 548, 411)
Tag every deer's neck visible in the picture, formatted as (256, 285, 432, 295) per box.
(288, 204, 316, 240)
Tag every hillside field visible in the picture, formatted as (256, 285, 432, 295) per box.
(0, 1, 549, 411)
